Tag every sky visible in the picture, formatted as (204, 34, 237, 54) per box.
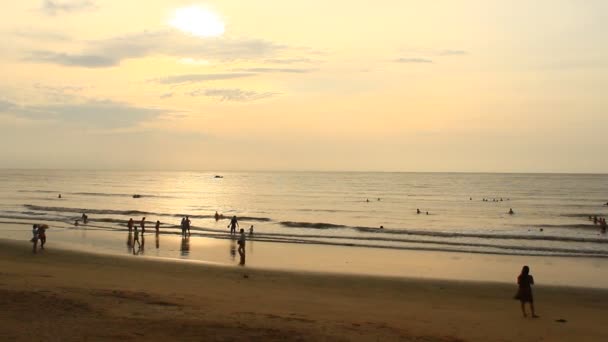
(0, 0, 607, 172)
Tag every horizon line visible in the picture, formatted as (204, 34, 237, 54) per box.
(0, 168, 607, 175)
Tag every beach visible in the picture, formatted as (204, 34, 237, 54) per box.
(2, 239, 608, 341)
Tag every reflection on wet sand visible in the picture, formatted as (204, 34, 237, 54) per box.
(180, 236, 190, 257)
(127, 232, 133, 253)
(155, 233, 159, 249)
(238, 249, 246, 266)
(132, 236, 145, 255)
(229, 238, 236, 261)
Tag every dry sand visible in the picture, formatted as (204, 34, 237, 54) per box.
(1, 239, 607, 341)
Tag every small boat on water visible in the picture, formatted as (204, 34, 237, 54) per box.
(214, 175, 223, 179)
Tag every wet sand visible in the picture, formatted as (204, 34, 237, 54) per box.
(1, 239, 608, 341)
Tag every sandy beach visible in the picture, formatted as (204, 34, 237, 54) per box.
(1, 239, 607, 341)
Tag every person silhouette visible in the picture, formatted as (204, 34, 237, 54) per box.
(514, 265, 538, 318)
(238, 228, 246, 265)
(140, 217, 146, 234)
(228, 215, 239, 235)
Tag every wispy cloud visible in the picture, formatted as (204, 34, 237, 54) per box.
(160, 92, 174, 99)
(154, 73, 255, 85)
(0, 99, 15, 112)
(41, 0, 97, 16)
(26, 51, 116, 67)
(234, 67, 314, 73)
(0, 98, 166, 128)
(186, 88, 277, 102)
(12, 29, 70, 41)
(438, 49, 468, 56)
(25, 30, 284, 68)
(264, 58, 315, 64)
(394, 58, 433, 64)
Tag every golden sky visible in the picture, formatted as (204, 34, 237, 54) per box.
(1, 0, 607, 172)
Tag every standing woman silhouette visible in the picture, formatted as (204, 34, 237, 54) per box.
(515, 265, 539, 318)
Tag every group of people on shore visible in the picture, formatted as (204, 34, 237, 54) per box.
(181, 216, 191, 236)
(30, 224, 48, 253)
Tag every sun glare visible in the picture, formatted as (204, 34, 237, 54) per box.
(169, 5, 225, 38)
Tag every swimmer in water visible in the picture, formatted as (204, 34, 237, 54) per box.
(509, 208, 514, 215)
(417, 208, 421, 214)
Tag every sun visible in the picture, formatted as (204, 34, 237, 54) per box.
(169, 5, 225, 38)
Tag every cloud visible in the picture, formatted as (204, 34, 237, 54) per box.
(0, 99, 15, 112)
(12, 29, 70, 41)
(26, 51, 116, 67)
(41, 0, 97, 16)
(25, 30, 284, 68)
(187, 88, 277, 102)
(0, 98, 166, 128)
(234, 67, 314, 73)
(160, 92, 174, 99)
(264, 58, 315, 64)
(394, 58, 433, 64)
(438, 50, 468, 56)
(155, 73, 255, 85)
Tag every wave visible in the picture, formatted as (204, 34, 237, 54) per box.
(280, 221, 348, 229)
(22, 205, 272, 222)
(6, 207, 608, 247)
(19, 190, 174, 199)
(561, 213, 607, 218)
(278, 220, 608, 244)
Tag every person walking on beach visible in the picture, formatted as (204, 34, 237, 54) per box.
(133, 224, 141, 248)
(238, 228, 246, 265)
(155, 220, 160, 234)
(228, 215, 239, 235)
(128, 218, 134, 232)
(185, 216, 191, 236)
(140, 217, 146, 235)
(31, 224, 39, 253)
(249, 225, 254, 236)
(514, 265, 538, 318)
(38, 224, 48, 250)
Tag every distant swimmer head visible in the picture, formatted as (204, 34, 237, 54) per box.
(380, 225, 384, 229)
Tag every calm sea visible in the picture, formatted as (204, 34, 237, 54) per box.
(1, 170, 607, 257)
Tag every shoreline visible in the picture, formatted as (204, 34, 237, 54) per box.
(1, 239, 608, 341)
(2, 219, 608, 288)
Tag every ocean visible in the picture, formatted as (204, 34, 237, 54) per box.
(1, 170, 607, 259)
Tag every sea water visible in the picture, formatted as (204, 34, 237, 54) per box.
(1, 170, 607, 258)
